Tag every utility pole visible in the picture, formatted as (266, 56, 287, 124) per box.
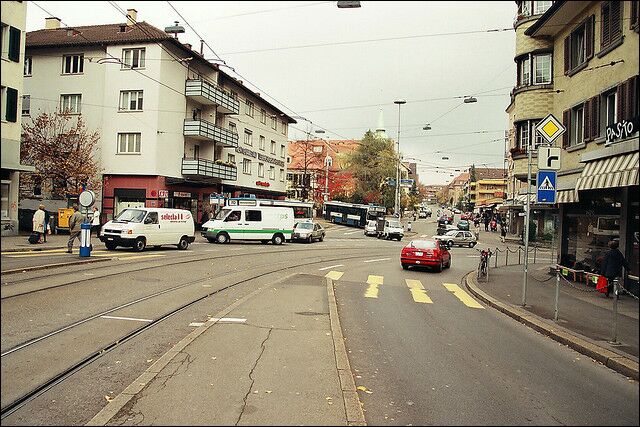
(522, 136, 532, 307)
(394, 100, 406, 216)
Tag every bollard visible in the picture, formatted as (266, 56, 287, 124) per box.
(495, 248, 498, 268)
(554, 268, 560, 322)
(506, 249, 509, 266)
(610, 278, 619, 344)
(79, 222, 92, 257)
(518, 248, 521, 265)
(534, 246, 537, 264)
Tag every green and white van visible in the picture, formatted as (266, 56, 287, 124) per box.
(201, 206, 294, 245)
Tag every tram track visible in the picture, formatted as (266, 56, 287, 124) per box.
(0, 251, 384, 418)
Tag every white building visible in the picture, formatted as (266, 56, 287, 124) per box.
(1, 1, 34, 235)
(23, 10, 295, 222)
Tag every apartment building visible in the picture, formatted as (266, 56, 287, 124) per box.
(1, 1, 35, 235)
(22, 11, 295, 223)
(506, 1, 639, 291)
(467, 167, 507, 210)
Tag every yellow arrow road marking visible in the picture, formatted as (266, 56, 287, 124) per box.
(405, 279, 432, 304)
(443, 283, 484, 309)
(365, 275, 383, 298)
(325, 271, 344, 280)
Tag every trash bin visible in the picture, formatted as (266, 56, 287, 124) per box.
(80, 222, 92, 257)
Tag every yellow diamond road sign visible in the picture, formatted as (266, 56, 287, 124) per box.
(535, 114, 566, 144)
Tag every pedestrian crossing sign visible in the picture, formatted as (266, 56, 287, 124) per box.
(536, 170, 557, 204)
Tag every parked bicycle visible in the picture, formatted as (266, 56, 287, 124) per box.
(477, 248, 492, 279)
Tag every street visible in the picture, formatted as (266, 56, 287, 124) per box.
(1, 217, 637, 425)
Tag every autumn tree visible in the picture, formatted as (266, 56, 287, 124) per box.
(21, 112, 102, 199)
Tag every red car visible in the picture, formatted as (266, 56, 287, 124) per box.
(460, 212, 473, 220)
(400, 239, 451, 272)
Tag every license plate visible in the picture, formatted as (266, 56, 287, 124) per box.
(107, 237, 114, 241)
(415, 251, 423, 256)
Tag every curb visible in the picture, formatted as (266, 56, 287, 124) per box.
(464, 272, 639, 381)
(2, 258, 111, 275)
(327, 277, 367, 426)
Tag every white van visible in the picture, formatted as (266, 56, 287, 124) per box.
(201, 206, 294, 245)
(99, 208, 195, 251)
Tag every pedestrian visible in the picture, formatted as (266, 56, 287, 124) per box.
(407, 221, 412, 232)
(66, 204, 84, 254)
(500, 222, 507, 243)
(43, 206, 51, 242)
(484, 216, 490, 232)
(600, 240, 630, 298)
(474, 220, 481, 239)
(32, 204, 46, 243)
(91, 206, 101, 237)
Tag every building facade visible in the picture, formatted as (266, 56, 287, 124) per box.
(1, 1, 34, 235)
(22, 11, 294, 224)
(506, 1, 639, 291)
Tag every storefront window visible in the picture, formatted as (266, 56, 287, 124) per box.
(627, 192, 639, 284)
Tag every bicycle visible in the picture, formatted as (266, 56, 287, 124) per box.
(477, 248, 492, 279)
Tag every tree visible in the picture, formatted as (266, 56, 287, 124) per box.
(21, 112, 102, 199)
(290, 133, 324, 202)
(345, 131, 397, 209)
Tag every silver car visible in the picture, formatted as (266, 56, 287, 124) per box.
(433, 229, 477, 248)
(292, 221, 325, 243)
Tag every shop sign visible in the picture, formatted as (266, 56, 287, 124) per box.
(255, 181, 270, 187)
(257, 153, 285, 167)
(174, 191, 192, 198)
(605, 117, 638, 146)
(236, 146, 257, 158)
(158, 190, 169, 198)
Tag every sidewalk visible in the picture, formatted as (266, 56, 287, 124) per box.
(1, 232, 72, 252)
(466, 263, 639, 379)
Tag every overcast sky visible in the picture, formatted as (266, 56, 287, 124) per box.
(26, 1, 517, 185)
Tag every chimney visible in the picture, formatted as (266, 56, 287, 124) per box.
(45, 17, 61, 29)
(126, 9, 137, 26)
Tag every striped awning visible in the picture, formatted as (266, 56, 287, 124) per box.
(576, 152, 639, 192)
(515, 194, 536, 203)
(556, 189, 578, 204)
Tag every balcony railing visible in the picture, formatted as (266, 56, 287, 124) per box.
(183, 119, 239, 148)
(185, 79, 240, 115)
(182, 158, 237, 181)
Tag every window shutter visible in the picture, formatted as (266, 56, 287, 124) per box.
(610, 1, 622, 41)
(585, 15, 594, 60)
(590, 96, 599, 139)
(632, 0, 640, 32)
(583, 99, 591, 142)
(562, 109, 570, 148)
(617, 81, 628, 122)
(601, 2, 610, 49)
(630, 75, 639, 119)
(5, 87, 18, 122)
(563, 36, 571, 74)
(8, 26, 21, 62)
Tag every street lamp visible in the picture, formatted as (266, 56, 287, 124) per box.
(394, 99, 406, 217)
(314, 130, 332, 201)
(463, 96, 478, 103)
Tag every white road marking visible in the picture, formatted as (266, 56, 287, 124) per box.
(344, 230, 362, 235)
(319, 264, 344, 271)
(101, 315, 153, 323)
(208, 317, 247, 323)
(363, 258, 391, 263)
(189, 322, 205, 327)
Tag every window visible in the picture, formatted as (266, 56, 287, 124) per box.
(601, 1, 623, 50)
(269, 166, 276, 180)
(602, 89, 617, 132)
(122, 48, 145, 69)
(270, 140, 276, 154)
(530, 120, 544, 148)
(62, 54, 84, 74)
(280, 144, 286, 158)
(230, 90, 238, 100)
(245, 100, 254, 117)
(146, 212, 159, 224)
(225, 210, 241, 222)
(280, 169, 284, 182)
(242, 158, 251, 174)
(259, 135, 265, 151)
(117, 133, 141, 154)
(515, 119, 544, 151)
(119, 90, 143, 111)
(260, 109, 267, 124)
(571, 105, 585, 146)
(565, 17, 594, 74)
(533, 53, 551, 84)
(571, 27, 586, 67)
(1, 182, 9, 219)
(533, 1, 551, 15)
(2, 86, 17, 122)
(519, 56, 530, 86)
(517, 122, 529, 150)
(271, 115, 277, 130)
(193, 144, 200, 159)
(2, 25, 20, 62)
(229, 122, 237, 134)
(281, 121, 287, 135)
(21, 95, 29, 116)
(519, 1, 531, 16)
(227, 154, 236, 165)
(24, 56, 32, 76)
(258, 162, 264, 177)
(60, 94, 82, 114)
(244, 129, 253, 146)
(246, 210, 262, 222)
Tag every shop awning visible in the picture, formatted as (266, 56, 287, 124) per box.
(576, 151, 639, 192)
(515, 194, 536, 204)
(556, 189, 578, 204)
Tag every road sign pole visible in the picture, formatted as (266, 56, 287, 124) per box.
(522, 140, 532, 307)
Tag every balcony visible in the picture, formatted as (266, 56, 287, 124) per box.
(185, 79, 239, 115)
(183, 119, 239, 148)
(182, 158, 237, 181)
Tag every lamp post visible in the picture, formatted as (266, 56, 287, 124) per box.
(314, 129, 332, 202)
(394, 100, 406, 217)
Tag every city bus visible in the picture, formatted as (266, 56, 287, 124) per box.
(323, 201, 386, 228)
(226, 198, 314, 220)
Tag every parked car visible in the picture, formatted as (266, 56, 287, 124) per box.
(453, 208, 461, 214)
(437, 216, 450, 227)
(460, 212, 473, 221)
(457, 219, 470, 231)
(433, 229, 477, 248)
(364, 220, 378, 236)
(400, 239, 451, 272)
(436, 224, 459, 235)
(202, 206, 294, 244)
(380, 219, 404, 240)
(292, 221, 325, 243)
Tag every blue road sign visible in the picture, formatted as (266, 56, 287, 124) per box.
(536, 170, 557, 204)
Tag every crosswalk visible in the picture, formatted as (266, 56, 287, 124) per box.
(324, 270, 484, 309)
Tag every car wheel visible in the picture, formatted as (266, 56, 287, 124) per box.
(446, 258, 451, 269)
(308, 235, 313, 244)
(216, 233, 229, 244)
(177, 236, 189, 250)
(448, 240, 454, 248)
(471, 242, 477, 248)
(206, 237, 215, 243)
(319, 234, 324, 242)
(402, 264, 409, 270)
(272, 234, 284, 245)
(105, 242, 117, 250)
(468, 242, 474, 248)
(435, 260, 443, 272)
(134, 237, 146, 252)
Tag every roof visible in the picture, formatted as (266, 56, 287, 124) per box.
(287, 139, 360, 171)
(524, 1, 592, 37)
(475, 168, 506, 180)
(450, 172, 469, 187)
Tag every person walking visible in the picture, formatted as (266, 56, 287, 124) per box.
(600, 240, 630, 298)
(484, 215, 490, 232)
(43, 207, 51, 242)
(67, 204, 84, 254)
(32, 204, 46, 243)
(500, 221, 507, 243)
(91, 206, 101, 238)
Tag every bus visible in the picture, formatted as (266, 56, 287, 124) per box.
(226, 198, 314, 220)
(323, 201, 386, 228)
